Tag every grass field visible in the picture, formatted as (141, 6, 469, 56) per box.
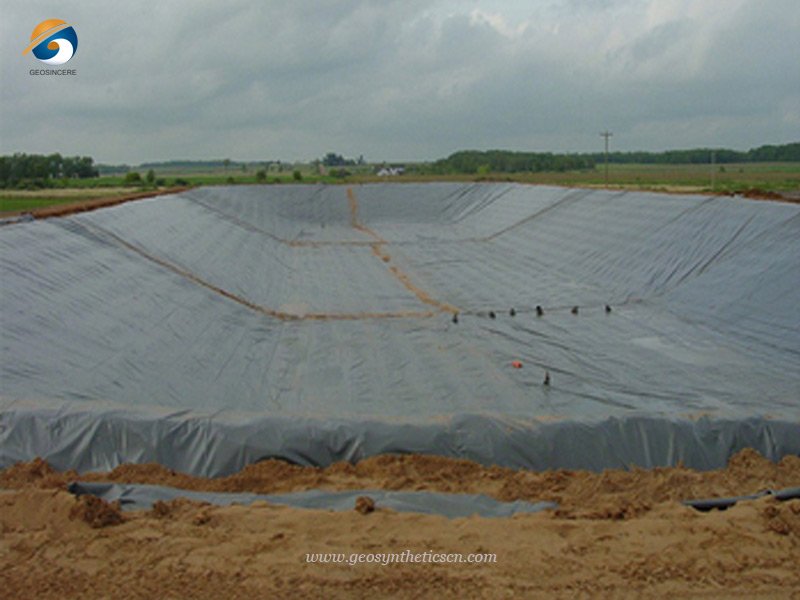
(0, 187, 134, 213)
(404, 162, 800, 194)
(2, 163, 798, 214)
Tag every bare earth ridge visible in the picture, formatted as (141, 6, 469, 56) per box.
(1, 449, 798, 598)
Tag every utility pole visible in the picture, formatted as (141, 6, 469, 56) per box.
(711, 150, 716, 192)
(600, 131, 613, 188)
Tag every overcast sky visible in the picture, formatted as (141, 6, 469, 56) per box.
(1, 0, 798, 164)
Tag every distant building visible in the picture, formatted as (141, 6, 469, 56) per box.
(376, 166, 405, 177)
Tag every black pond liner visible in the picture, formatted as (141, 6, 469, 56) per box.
(67, 481, 558, 518)
(1, 184, 798, 477)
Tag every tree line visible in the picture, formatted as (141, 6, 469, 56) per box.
(427, 150, 596, 175)
(3, 142, 797, 184)
(428, 142, 800, 174)
(0, 153, 98, 188)
(586, 142, 800, 165)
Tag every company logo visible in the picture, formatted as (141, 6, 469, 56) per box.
(23, 19, 78, 65)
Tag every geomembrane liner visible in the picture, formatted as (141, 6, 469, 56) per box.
(67, 482, 558, 517)
(1, 184, 798, 476)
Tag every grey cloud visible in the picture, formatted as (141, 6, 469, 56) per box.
(1, 0, 797, 162)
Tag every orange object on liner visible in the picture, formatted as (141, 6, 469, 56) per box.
(511, 360, 523, 369)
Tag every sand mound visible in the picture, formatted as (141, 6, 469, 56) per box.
(4, 448, 798, 519)
(69, 494, 124, 528)
(1, 450, 798, 598)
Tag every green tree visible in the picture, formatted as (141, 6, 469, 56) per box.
(124, 171, 142, 185)
(146, 169, 156, 185)
(322, 153, 345, 167)
(256, 169, 267, 182)
(321, 153, 356, 167)
(292, 170, 302, 181)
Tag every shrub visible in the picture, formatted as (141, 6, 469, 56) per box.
(292, 170, 302, 181)
(16, 178, 47, 190)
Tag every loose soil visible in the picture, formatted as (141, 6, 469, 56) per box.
(1, 449, 798, 598)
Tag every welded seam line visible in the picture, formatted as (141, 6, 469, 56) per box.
(347, 187, 460, 314)
(73, 219, 435, 322)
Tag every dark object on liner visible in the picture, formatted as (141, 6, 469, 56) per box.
(355, 495, 375, 515)
(683, 487, 800, 512)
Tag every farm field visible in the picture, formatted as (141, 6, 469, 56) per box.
(0, 187, 131, 213)
(2, 162, 798, 215)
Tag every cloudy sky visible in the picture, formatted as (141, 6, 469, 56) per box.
(1, 0, 798, 164)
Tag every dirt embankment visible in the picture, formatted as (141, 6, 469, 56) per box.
(4, 449, 798, 520)
(1, 450, 799, 598)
